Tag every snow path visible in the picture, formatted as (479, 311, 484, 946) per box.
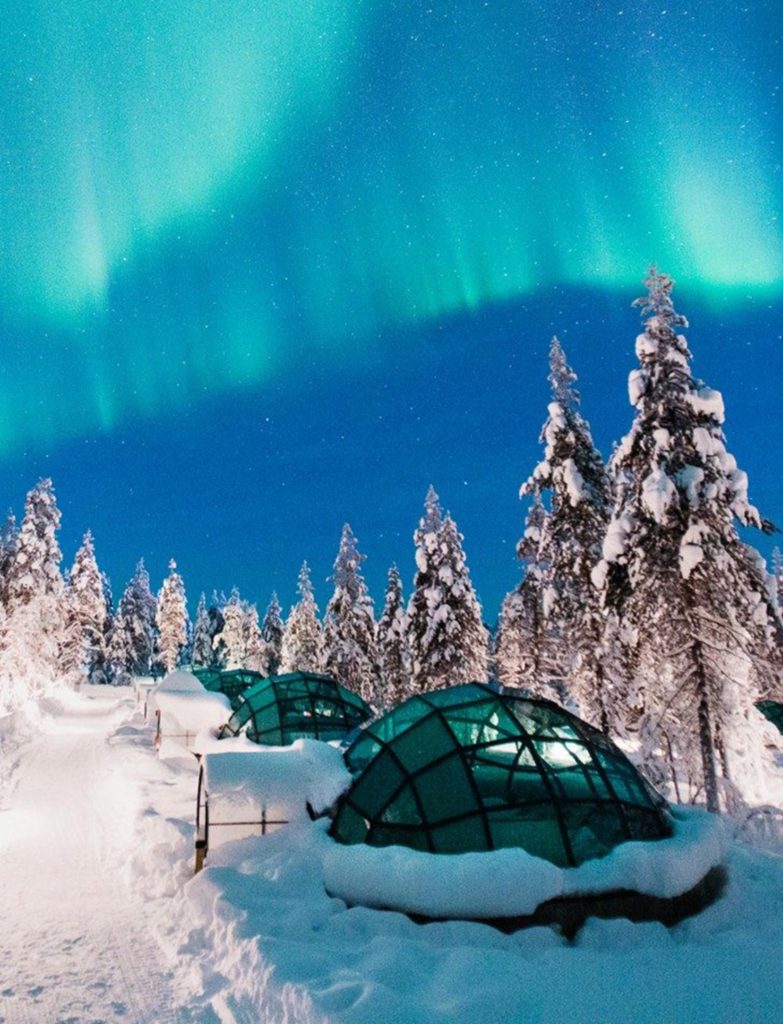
(0, 693, 190, 1024)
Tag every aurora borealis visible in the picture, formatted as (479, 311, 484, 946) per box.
(0, 1, 781, 611)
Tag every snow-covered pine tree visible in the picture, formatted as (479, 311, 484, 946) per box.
(112, 560, 157, 680)
(494, 588, 528, 689)
(772, 548, 783, 611)
(243, 603, 267, 673)
(155, 560, 189, 673)
(280, 562, 322, 673)
(407, 486, 444, 688)
(0, 512, 18, 608)
(0, 479, 66, 697)
(593, 268, 780, 811)
(208, 593, 227, 669)
(261, 593, 284, 676)
(494, 496, 560, 699)
(521, 337, 613, 727)
(322, 525, 378, 702)
(191, 593, 214, 668)
(214, 589, 246, 669)
(376, 564, 409, 708)
(407, 489, 489, 692)
(106, 614, 131, 686)
(98, 571, 113, 684)
(61, 531, 109, 686)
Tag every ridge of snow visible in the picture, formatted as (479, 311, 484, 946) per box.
(322, 808, 726, 919)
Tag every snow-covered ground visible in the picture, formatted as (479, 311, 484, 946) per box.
(0, 688, 197, 1023)
(2, 690, 783, 1023)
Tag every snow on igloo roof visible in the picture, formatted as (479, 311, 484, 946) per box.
(219, 672, 373, 746)
(331, 683, 672, 868)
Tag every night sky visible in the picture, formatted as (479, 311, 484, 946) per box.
(0, 2, 780, 617)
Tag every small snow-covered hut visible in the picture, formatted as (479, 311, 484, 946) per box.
(194, 739, 350, 870)
(152, 670, 232, 754)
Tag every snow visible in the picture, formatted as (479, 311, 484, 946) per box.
(198, 738, 350, 849)
(687, 385, 725, 424)
(4, 690, 783, 1023)
(601, 511, 633, 563)
(641, 467, 677, 522)
(322, 808, 725, 919)
(156, 668, 205, 693)
(154, 689, 232, 755)
(0, 688, 192, 1022)
(628, 368, 646, 407)
(561, 457, 587, 506)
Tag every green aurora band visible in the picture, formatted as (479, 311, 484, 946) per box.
(0, 1, 780, 452)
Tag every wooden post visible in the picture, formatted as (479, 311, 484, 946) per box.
(194, 838, 206, 874)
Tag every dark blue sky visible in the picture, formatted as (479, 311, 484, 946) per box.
(0, 1, 780, 617)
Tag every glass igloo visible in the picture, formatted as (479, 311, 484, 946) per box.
(331, 683, 672, 868)
(219, 672, 373, 746)
(193, 667, 266, 709)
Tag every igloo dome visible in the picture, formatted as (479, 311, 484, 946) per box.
(219, 672, 373, 746)
(331, 682, 672, 868)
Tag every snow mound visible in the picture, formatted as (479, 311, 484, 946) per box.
(157, 668, 205, 693)
(322, 807, 726, 919)
(155, 690, 232, 756)
(202, 738, 351, 830)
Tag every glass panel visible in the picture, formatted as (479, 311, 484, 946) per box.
(391, 715, 457, 772)
(379, 786, 423, 827)
(368, 823, 430, 852)
(412, 756, 478, 824)
(348, 749, 406, 818)
(485, 805, 568, 862)
(563, 801, 627, 865)
(429, 814, 491, 853)
(333, 802, 368, 844)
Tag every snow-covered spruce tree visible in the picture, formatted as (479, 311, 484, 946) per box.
(376, 564, 410, 708)
(208, 593, 227, 669)
(495, 496, 561, 700)
(280, 562, 322, 673)
(593, 268, 780, 811)
(521, 337, 613, 727)
(243, 603, 267, 673)
(111, 560, 157, 681)
(261, 593, 284, 676)
(99, 571, 113, 683)
(772, 548, 783, 612)
(61, 531, 109, 686)
(155, 560, 189, 673)
(0, 512, 18, 607)
(322, 525, 378, 702)
(0, 479, 66, 698)
(106, 615, 131, 686)
(214, 588, 246, 669)
(191, 593, 214, 668)
(407, 488, 489, 692)
(494, 588, 529, 689)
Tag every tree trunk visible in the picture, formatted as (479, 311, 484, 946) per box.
(693, 639, 720, 812)
(595, 658, 610, 735)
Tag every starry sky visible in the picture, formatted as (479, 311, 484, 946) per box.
(0, 1, 780, 617)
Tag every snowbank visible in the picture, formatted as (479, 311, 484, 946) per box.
(322, 808, 726, 919)
(199, 739, 351, 849)
(155, 689, 232, 755)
